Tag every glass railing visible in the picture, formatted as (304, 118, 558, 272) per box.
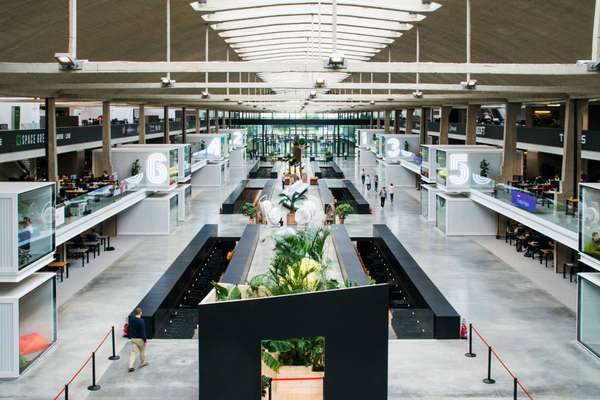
(476, 183, 579, 233)
(58, 183, 144, 229)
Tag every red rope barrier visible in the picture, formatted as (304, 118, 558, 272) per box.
(50, 327, 114, 400)
(469, 324, 534, 400)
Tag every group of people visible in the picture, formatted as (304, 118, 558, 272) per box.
(360, 168, 395, 208)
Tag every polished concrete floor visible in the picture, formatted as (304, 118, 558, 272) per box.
(2, 158, 600, 400)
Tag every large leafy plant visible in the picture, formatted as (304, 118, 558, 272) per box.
(279, 192, 306, 212)
(213, 227, 338, 374)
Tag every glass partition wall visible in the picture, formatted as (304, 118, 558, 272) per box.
(18, 186, 55, 270)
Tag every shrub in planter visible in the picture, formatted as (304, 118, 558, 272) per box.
(335, 203, 354, 224)
(240, 202, 257, 223)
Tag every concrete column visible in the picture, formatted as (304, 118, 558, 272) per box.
(46, 98, 58, 183)
(405, 108, 414, 134)
(384, 110, 391, 133)
(181, 107, 187, 143)
(369, 112, 374, 128)
(215, 110, 220, 132)
(525, 105, 534, 128)
(138, 104, 145, 144)
(102, 101, 112, 174)
(559, 99, 587, 201)
(163, 106, 170, 144)
(195, 109, 201, 133)
(439, 106, 451, 145)
(394, 110, 400, 134)
(499, 103, 522, 182)
(376, 112, 381, 129)
(419, 107, 429, 144)
(466, 104, 481, 145)
(205, 109, 211, 132)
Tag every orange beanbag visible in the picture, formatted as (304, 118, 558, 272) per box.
(19, 333, 50, 355)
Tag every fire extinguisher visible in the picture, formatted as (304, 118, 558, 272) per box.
(460, 318, 468, 340)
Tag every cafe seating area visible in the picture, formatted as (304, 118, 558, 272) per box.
(41, 228, 113, 282)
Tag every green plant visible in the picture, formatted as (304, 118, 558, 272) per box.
(404, 140, 409, 152)
(130, 159, 141, 176)
(262, 336, 325, 373)
(480, 159, 490, 177)
(293, 138, 308, 147)
(324, 150, 332, 157)
(211, 282, 242, 301)
(335, 203, 354, 219)
(240, 202, 256, 219)
(279, 192, 306, 211)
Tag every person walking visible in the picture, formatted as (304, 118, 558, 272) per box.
(128, 307, 148, 372)
(389, 183, 395, 204)
(365, 174, 371, 191)
(360, 168, 366, 186)
(379, 186, 387, 207)
(374, 175, 379, 192)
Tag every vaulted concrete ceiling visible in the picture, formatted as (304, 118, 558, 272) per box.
(0, 0, 598, 111)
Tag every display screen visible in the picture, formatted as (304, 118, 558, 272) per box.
(580, 186, 600, 261)
(19, 278, 56, 372)
(511, 189, 537, 213)
(18, 186, 55, 270)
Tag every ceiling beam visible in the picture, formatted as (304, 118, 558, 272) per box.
(191, 0, 442, 14)
(5, 82, 597, 94)
(0, 61, 593, 75)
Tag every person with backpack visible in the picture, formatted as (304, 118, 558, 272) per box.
(374, 175, 379, 192)
(365, 174, 371, 191)
(389, 183, 395, 204)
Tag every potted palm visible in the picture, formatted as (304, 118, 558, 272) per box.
(279, 192, 306, 225)
(240, 202, 257, 223)
(324, 150, 333, 161)
(335, 203, 354, 224)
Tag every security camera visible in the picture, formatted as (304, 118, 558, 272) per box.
(412, 90, 423, 98)
(160, 76, 175, 88)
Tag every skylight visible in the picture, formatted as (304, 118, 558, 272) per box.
(191, 0, 442, 110)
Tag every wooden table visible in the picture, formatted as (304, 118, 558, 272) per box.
(48, 261, 69, 281)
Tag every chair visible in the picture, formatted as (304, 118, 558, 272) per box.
(505, 225, 515, 245)
(539, 248, 554, 268)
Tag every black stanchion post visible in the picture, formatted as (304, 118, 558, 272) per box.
(64, 384, 69, 400)
(482, 346, 496, 384)
(465, 323, 476, 358)
(268, 384, 272, 400)
(109, 326, 120, 361)
(513, 377, 518, 399)
(87, 352, 101, 391)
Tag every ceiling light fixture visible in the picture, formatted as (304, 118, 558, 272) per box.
(461, 79, 478, 90)
(201, 91, 210, 98)
(54, 53, 83, 71)
(309, 90, 317, 99)
(315, 79, 326, 88)
(327, 53, 346, 69)
(160, 76, 176, 88)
